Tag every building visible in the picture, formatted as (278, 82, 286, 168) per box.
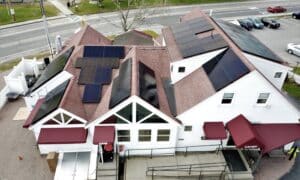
(23, 9, 300, 179)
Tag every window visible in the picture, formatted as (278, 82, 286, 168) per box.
(221, 93, 234, 104)
(139, 129, 151, 142)
(178, 66, 185, 73)
(257, 93, 270, 104)
(157, 129, 170, 141)
(141, 114, 168, 123)
(184, 126, 192, 132)
(136, 103, 152, 122)
(117, 130, 130, 142)
(274, 72, 282, 78)
(116, 103, 132, 122)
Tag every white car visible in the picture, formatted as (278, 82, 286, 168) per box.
(286, 43, 300, 57)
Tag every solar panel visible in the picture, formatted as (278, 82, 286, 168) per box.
(75, 57, 120, 69)
(78, 66, 97, 85)
(31, 80, 70, 125)
(170, 17, 228, 58)
(203, 48, 250, 91)
(82, 84, 102, 103)
(83, 46, 125, 58)
(139, 62, 159, 108)
(31, 46, 74, 92)
(215, 19, 282, 63)
(94, 67, 112, 85)
(109, 58, 132, 108)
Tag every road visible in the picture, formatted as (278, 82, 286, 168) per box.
(0, 0, 300, 62)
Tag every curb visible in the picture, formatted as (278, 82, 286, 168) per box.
(0, 15, 67, 30)
(221, 12, 293, 21)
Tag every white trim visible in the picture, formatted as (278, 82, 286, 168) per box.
(28, 109, 61, 130)
(137, 112, 155, 124)
(60, 108, 87, 124)
(85, 97, 135, 128)
(114, 113, 131, 124)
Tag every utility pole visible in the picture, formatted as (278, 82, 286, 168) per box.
(39, 0, 54, 58)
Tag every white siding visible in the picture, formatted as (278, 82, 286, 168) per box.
(170, 48, 226, 83)
(245, 53, 292, 90)
(177, 71, 300, 149)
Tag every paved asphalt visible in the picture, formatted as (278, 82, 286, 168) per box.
(280, 154, 300, 180)
(1, 0, 300, 62)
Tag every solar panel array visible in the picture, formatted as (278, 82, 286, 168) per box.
(76, 46, 125, 103)
(203, 48, 250, 91)
(215, 19, 282, 63)
(83, 46, 125, 58)
(31, 46, 74, 92)
(109, 58, 132, 108)
(139, 62, 159, 108)
(170, 17, 228, 58)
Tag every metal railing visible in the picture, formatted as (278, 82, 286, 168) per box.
(124, 144, 222, 159)
(146, 162, 228, 179)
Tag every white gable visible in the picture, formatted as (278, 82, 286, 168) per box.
(170, 48, 227, 84)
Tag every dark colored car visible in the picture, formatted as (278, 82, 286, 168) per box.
(247, 18, 264, 29)
(6, 92, 19, 102)
(238, 19, 253, 31)
(261, 18, 280, 29)
(292, 12, 300, 19)
(267, 6, 287, 13)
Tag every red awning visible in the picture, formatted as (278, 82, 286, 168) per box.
(253, 124, 300, 154)
(38, 128, 87, 144)
(226, 114, 300, 154)
(93, 126, 115, 145)
(23, 98, 45, 128)
(203, 122, 227, 139)
(226, 115, 264, 148)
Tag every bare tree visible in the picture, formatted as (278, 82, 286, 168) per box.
(102, 1, 154, 32)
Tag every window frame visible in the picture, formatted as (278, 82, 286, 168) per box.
(221, 93, 234, 104)
(184, 126, 192, 132)
(274, 72, 282, 78)
(117, 130, 131, 142)
(178, 66, 186, 73)
(256, 93, 270, 104)
(138, 129, 152, 142)
(157, 129, 170, 142)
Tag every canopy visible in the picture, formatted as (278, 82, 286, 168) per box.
(203, 122, 227, 139)
(226, 114, 300, 154)
(38, 128, 87, 144)
(93, 126, 115, 144)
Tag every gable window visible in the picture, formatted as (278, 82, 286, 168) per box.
(116, 103, 132, 122)
(157, 129, 170, 141)
(274, 72, 282, 78)
(139, 129, 151, 142)
(117, 130, 130, 142)
(257, 93, 270, 104)
(221, 93, 234, 104)
(178, 66, 185, 73)
(184, 126, 192, 132)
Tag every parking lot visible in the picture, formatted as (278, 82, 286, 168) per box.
(249, 17, 300, 66)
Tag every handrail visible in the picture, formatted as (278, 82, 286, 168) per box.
(124, 143, 222, 159)
(146, 162, 229, 178)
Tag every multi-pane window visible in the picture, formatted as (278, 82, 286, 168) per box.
(257, 93, 270, 104)
(274, 72, 282, 78)
(117, 130, 130, 142)
(178, 66, 186, 73)
(139, 129, 151, 142)
(184, 126, 192, 132)
(221, 93, 234, 104)
(157, 130, 170, 141)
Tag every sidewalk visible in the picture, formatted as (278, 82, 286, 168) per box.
(49, 0, 74, 15)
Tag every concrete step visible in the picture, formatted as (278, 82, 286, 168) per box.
(96, 175, 117, 180)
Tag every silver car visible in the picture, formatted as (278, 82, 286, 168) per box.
(287, 43, 300, 57)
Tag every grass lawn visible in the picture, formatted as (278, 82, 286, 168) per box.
(71, 0, 243, 15)
(293, 66, 300, 75)
(283, 79, 300, 99)
(0, 3, 59, 25)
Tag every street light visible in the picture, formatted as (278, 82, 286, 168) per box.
(39, 0, 54, 58)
